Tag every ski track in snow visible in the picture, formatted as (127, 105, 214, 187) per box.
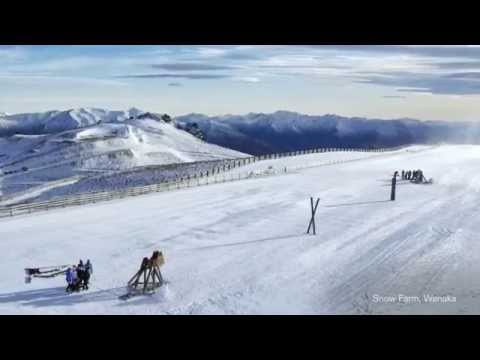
(1, 145, 480, 314)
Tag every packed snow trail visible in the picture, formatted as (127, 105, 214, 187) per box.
(1, 145, 480, 314)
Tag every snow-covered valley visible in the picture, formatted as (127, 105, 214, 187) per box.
(1, 145, 479, 314)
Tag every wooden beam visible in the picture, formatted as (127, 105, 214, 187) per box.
(307, 197, 320, 235)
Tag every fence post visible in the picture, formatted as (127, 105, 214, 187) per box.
(391, 175, 397, 201)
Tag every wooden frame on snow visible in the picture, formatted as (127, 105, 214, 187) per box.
(127, 250, 165, 294)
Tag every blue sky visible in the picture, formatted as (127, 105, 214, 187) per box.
(2, 45, 480, 121)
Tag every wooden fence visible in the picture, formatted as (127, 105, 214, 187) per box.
(0, 145, 405, 218)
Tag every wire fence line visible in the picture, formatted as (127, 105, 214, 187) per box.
(0, 145, 406, 218)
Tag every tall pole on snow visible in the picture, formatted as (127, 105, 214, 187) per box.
(390, 171, 398, 201)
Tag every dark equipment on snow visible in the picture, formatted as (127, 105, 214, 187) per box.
(409, 169, 433, 185)
(126, 250, 165, 296)
(307, 197, 320, 235)
(24, 265, 72, 284)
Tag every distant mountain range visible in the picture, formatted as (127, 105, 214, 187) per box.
(175, 111, 480, 155)
(3, 108, 480, 157)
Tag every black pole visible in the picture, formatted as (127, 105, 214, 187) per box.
(390, 175, 397, 201)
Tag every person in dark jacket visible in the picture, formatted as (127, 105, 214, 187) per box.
(85, 260, 92, 275)
(401, 170, 405, 180)
(83, 260, 92, 290)
(77, 260, 86, 290)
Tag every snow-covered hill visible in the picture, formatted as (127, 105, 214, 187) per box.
(0, 108, 145, 136)
(1, 145, 479, 314)
(175, 111, 480, 155)
(0, 109, 246, 203)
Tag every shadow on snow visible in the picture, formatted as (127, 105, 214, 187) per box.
(187, 233, 306, 251)
(0, 286, 129, 308)
(324, 200, 391, 208)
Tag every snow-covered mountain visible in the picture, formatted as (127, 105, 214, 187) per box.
(175, 111, 480, 155)
(0, 108, 246, 203)
(0, 107, 146, 136)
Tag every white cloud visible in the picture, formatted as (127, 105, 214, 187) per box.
(0, 74, 129, 87)
(195, 47, 230, 58)
(232, 76, 260, 83)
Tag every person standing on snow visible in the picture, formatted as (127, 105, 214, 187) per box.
(83, 260, 92, 290)
(85, 260, 92, 275)
(77, 260, 86, 289)
(418, 169, 424, 183)
(66, 267, 74, 292)
(71, 265, 80, 292)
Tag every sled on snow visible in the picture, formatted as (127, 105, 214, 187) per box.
(410, 177, 434, 185)
(24, 265, 72, 283)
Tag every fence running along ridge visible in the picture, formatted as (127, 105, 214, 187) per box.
(0, 145, 406, 218)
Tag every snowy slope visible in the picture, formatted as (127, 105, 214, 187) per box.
(0, 111, 246, 202)
(0, 145, 478, 314)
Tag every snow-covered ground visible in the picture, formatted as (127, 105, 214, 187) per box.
(1, 145, 479, 314)
(0, 113, 245, 203)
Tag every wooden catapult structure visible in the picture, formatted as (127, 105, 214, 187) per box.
(127, 250, 165, 294)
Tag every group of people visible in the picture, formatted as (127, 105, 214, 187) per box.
(66, 260, 92, 293)
(401, 169, 425, 183)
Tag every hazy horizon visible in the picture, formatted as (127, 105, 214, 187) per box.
(1, 106, 475, 124)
